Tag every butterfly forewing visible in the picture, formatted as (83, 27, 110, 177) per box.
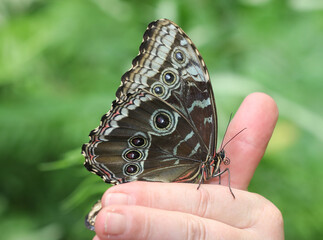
(116, 19, 217, 155)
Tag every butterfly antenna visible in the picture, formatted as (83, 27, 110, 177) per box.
(222, 127, 247, 150)
(220, 113, 233, 150)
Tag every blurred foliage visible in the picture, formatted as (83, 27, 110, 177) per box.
(0, 0, 322, 239)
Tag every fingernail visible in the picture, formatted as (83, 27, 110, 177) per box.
(104, 193, 133, 206)
(104, 211, 127, 235)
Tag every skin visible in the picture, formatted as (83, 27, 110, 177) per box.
(93, 92, 284, 240)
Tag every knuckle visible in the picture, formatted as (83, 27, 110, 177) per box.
(185, 215, 207, 240)
(267, 202, 284, 227)
(253, 197, 285, 240)
(191, 186, 211, 217)
(137, 211, 152, 240)
(119, 208, 151, 240)
(252, 193, 284, 228)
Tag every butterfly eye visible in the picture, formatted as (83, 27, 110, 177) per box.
(153, 84, 165, 96)
(130, 136, 146, 147)
(124, 150, 142, 160)
(155, 112, 171, 129)
(174, 49, 185, 63)
(162, 71, 176, 85)
(218, 150, 225, 160)
(124, 163, 140, 175)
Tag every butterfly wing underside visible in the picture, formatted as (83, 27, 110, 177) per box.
(83, 19, 218, 184)
(82, 19, 219, 230)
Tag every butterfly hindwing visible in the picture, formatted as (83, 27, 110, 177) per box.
(83, 90, 205, 184)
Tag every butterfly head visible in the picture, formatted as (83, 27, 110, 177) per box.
(204, 149, 230, 180)
(216, 149, 230, 165)
(217, 149, 225, 162)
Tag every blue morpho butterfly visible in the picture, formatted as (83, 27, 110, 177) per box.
(82, 19, 238, 231)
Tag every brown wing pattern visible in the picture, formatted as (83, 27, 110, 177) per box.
(82, 19, 219, 231)
(83, 19, 217, 184)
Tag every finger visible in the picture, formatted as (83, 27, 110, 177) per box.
(95, 205, 252, 240)
(209, 92, 278, 190)
(101, 181, 267, 229)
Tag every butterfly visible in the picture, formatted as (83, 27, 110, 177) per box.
(82, 19, 233, 231)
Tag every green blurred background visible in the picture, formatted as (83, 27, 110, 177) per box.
(0, 0, 322, 239)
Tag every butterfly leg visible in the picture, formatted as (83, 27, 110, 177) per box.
(217, 167, 222, 185)
(213, 168, 235, 199)
(197, 165, 206, 190)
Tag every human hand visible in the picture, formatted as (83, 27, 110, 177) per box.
(93, 92, 284, 240)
